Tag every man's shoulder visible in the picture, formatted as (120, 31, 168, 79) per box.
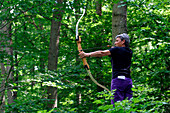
(108, 47, 121, 56)
(109, 47, 126, 51)
(109, 47, 132, 54)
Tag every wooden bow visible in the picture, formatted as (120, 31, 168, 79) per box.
(76, 8, 109, 92)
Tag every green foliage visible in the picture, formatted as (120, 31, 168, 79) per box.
(0, 0, 169, 112)
(127, 0, 169, 102)
(90, 85, 168, 113)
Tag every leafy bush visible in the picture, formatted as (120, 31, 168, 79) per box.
(90, 84, 169, 113)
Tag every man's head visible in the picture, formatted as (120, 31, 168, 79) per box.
(114, 33, 130, 47)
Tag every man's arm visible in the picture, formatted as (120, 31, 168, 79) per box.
(79, 50, 111, 58)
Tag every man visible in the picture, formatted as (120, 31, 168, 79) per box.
(79, 33, 133, 106)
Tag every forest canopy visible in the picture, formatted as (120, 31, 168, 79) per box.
(0, 0, 169, 112)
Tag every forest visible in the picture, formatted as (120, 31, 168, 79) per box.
(0, 0, 169, 112)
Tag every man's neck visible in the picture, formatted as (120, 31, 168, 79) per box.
(119, 45, 126, 47)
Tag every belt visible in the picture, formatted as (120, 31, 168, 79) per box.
(117, 76, 125, 79)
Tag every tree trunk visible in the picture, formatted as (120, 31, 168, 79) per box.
(112, 0, 127, 43)
(0, 64, 6, 113)
(6, 24, 15, 107)
(95, 0, 102, 16)
(47, 0, 64, 109)
(0, 20, 14, 112)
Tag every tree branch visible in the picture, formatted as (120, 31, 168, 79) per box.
(38, 13, 52, 21)
(6, 53, 25, 82)
(140, 60, 154, 72)
(62, 23, 74, 34)
(0, 1, 46, 30)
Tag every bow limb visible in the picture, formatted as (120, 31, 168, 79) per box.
(76, 8, 89, 69)
(76, 8, 109, 92)
(87, 70, 110, 92)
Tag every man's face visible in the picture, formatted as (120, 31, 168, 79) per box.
(114, 37, 125, 47)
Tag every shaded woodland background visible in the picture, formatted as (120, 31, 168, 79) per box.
(0, 0, 169, 112)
